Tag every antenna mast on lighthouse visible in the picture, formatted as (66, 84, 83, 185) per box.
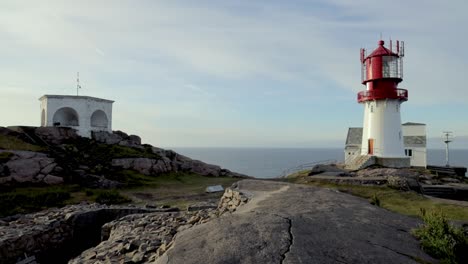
(76, 72, 82, 96)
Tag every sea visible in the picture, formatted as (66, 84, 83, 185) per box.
(171, 148, 468, 178)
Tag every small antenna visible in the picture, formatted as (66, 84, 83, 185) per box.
(442, 131, 454, 167)
(76, 72, 82, 96)
(380, 32, 382, 40)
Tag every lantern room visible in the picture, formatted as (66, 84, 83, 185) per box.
(358, 40, 408, 103)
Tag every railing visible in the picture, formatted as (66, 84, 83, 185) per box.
(280, 159, 338, 178)
(357, 88, 408, 103)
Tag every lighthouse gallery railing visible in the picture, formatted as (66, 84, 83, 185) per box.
(357, 88, 408, 103)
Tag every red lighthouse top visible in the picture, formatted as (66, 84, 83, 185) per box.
(357, 40, 408, 103)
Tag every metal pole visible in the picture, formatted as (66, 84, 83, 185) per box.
(445, 140, 449, 167)
(443, 131, 453, 167)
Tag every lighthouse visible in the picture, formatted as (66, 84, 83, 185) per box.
(358, 40, 409, 164)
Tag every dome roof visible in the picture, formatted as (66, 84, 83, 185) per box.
(366, 40, 398, 58)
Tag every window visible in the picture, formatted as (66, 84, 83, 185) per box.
(405, 149, 413, 157)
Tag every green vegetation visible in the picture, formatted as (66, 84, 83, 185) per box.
(0, 135, 45, 152)
(0, 172, 240, 216)
(370, 193, 381, 207)
(93, 190, 131, 205)
(412, 209, 468, 263)
(121, 172, 240, 209)
(287, 175, 468, 221)
(0, 186, 73, 217)
(106, 169, 159, 187)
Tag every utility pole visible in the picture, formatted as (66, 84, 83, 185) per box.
(442, 131, 453, 167)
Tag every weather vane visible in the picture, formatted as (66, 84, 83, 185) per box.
(76, 72, 82, 96)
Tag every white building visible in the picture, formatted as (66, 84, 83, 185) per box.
(402, 122, 427, 167)
(345, 122, 427, 168)
(39, 95, 114, 138)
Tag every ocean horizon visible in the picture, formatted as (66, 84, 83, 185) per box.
(171, 147, 468, 178)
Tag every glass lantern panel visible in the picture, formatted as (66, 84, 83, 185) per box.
(382, 56, 400, 78)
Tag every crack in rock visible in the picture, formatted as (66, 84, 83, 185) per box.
(280, 216, 293, 264)
(367, 240, 417, 260)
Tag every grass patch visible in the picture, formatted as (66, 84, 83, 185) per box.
(413, 209, 468, 263)
(93, 190, 131, 205)
(0, 186, 75, 217)
(0, 135, 46, 152)
(106, 170, 158, 187)
(295, 180, 468, 221)
(121, 172, 240, 209)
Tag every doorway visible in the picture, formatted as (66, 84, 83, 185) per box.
(368, 139, 374, 155)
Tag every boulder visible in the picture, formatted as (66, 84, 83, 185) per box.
(152, 159, 171, 174)
(386, 176, 410, 190)
(133, 158, 155, 175)
(43, 175, 64, 185)
(128, 135, 141, 145)
(7, 159, 41, 182)
(205, 185, 224, 193)
(35, 127, 78, 145)
(308, 164, 346, 176)
(92, 131, 123, 145)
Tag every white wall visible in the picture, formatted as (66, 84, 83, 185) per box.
(405, 147, 427, 167)
(402, 124, 426, 137)
(403, 124, 427, 167)
(344, 146, 360, 165)
(361, 99, 405, 157)
(39, 95, 113, 137)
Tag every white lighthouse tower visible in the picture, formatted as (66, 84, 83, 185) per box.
(357, 40, 410, 167)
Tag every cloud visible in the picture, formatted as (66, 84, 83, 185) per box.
(0, 0, 467, 147)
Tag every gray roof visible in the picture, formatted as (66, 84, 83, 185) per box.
(402, 122, 426, 126)
(346, 127, 363, 146)
(39, 95, 114, 103)
(404, 136, 427, 147)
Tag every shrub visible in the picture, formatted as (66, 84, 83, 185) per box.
(95, 190, 131, 205)
(0, 135, 46, 152)
(370, 193, 381, 207)
(0, 188, 70, 217)
(412, 208, 468, 263)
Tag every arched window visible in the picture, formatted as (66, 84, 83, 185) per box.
(52, 107, 79, 126)
(90, 110, 108, 128)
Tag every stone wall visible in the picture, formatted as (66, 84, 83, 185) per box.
(376, 157, 411, 168)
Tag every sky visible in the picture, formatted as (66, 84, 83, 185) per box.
(1, 0, 467, 149)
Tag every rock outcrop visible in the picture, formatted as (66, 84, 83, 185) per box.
(0, 127, 248, 187)
(0, 150, 63, 185)
(93, 130, 142, 148)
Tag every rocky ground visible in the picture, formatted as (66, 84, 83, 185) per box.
(157, 180, 435, 264)
(302, 163, 468, 192)
(0, 180, 437, 264)
(0, 187, 248, 263)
